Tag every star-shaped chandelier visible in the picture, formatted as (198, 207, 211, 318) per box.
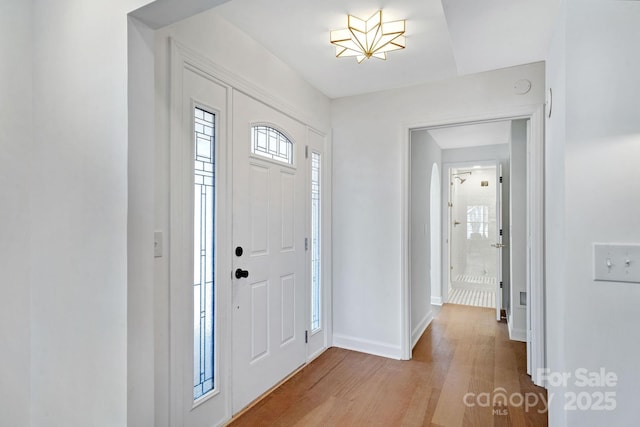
(330, 10, 406, 63)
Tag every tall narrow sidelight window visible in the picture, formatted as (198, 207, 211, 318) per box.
(193, 107, 215, 400)
(310, 153, 321, 332)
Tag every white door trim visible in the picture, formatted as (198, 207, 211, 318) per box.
(527, 109, 545, 383)
(306, 129, 332, 363)
(168, 39, 234, 426)
(401, 105, 546, 387)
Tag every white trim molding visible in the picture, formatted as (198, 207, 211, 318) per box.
(430, 296, 443, 306)
(527, 106, 546, 385)
(400, 125, 411, 360)
(169, 39, 327, 134)
(333, 334, 403, 360)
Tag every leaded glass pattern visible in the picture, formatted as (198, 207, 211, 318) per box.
(311, 153, 321, 332)
(193, 107, 215, 400)
(251, 125, 293, 164)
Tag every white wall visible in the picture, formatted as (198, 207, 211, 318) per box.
(0, 1, 32, 425)
(2, 1, 244, 424)
(29, 0, 155, 424)
(409, 130, 441, 346)
(509, 120, 527, 340)
(546, 1, 640, 425)
(127, 15, 157, 427)
(155, 10, 330, 131)
(150, 9, 331, 425)
(331, 63, 544, 358)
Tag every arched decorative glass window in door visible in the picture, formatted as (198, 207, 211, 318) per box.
(251, 125, 294, 165)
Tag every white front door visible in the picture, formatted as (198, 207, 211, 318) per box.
(231, 90, 307, 412)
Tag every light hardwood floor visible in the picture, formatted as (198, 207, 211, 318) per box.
(228, 304, 548, 427)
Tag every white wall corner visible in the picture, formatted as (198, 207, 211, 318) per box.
(332, 334, 403, 360)
(411, 311, 434, 349)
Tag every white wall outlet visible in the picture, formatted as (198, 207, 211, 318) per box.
(154, 231, 163, 258)
(593, 243, 640, 283)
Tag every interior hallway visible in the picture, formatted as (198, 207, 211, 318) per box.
(229, 304, 547, 426)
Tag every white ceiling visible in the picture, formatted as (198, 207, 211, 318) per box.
(441, 0, 559, 75)
(213, 0, 560, 99)
(427, 121, 511, 149)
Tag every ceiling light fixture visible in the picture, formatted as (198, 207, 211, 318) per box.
(330, 10, 406, 63)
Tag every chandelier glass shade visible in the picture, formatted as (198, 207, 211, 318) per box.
(330, 10, 406, 63)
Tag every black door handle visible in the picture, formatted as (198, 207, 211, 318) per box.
(235, 268, 249, 279)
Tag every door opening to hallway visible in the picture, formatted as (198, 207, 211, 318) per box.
(448, 164, 501, 311)
(407, 116, 542, 371)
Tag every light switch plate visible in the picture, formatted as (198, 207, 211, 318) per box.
(154, 231, 163, 258)
(593, 243, 640, 283)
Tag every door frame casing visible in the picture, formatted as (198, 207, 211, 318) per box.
(401, 105, 545, 386)
(168, 40, 234, 426)
(167, 39, 333, 423)
(306, 129, 332, 362)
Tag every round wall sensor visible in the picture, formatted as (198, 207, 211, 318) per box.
(513, 79, 532, 95)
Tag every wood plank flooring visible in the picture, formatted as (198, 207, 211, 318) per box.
(228, 304, 548, 427)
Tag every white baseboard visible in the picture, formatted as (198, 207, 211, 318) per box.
(411, 311, 434, 349)
(332, 334, 402, 360)
(430, 296, 443, 305)
(508, 321, 527, 342)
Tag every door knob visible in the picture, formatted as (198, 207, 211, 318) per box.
(491, 243, 507, 248)
(453, 220, 461, 226)
(235, 268, 249, 279)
